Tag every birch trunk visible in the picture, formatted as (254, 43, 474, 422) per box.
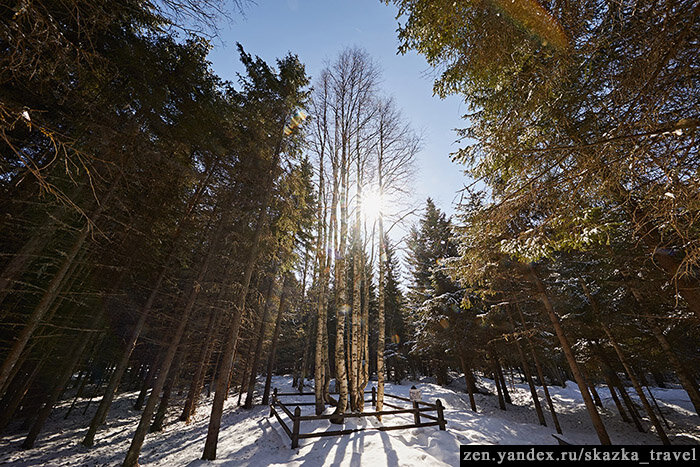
(376, 215, 386, 418)
(330, 151, 349, 422)
(349, 152, 363, 412)
(314, 144, 331, 413)
(359, 243, 370, 395)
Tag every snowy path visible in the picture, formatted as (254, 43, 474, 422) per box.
(1, 375, 698, 466)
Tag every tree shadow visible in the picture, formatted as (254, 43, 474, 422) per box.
(378, 430, 399, 466)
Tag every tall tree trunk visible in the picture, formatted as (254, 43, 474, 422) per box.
(65, 328, 107, 419)
(360, 232, 370, 393)
(349, 154, 363, 412)
(65, 366, 90, 419)
(22, 310, 104, 448)
(639, 372, 671, 429)
(244, 273, 278, 409)
(134, 351, 163, 411)
(506, 308, 546, 425)
(594, 343, 645, 432)
(529, 266, 611, 445)
(601, 328, 670, 444)
(350, 245, 360, 412)
(376, 215, 386, 420)
(82, 176, 211, 446)
(322, 153, 337, 408)
(0, 247, 87, 397)
(0, 182, 85, 309)
(201, 143, 283, 460)
(0, 358, 44, 433)
(313, 230, 329, 411)
(202, 238, 258, 458)
(298, 314, 312, 391)
(587, 374, 604, 408)
(180, 308, 220, 422)
(605, 372, 631, 423)
(579, 279, 669, 444)
(329, 150, 350, 423)
(0, 212, 59, 309)
(491, 352, 506, 410)
(645, 316, 700, 415)
(297, 304, 312, 390)
(123, 225, 219, 467)
(263, 275, 291, 406)
(0, 176, 120, 393)
(459, 353, 477, 412)
(315, 99, 335, 411)
(294, 249, 311, 392)
(619, 274, 700, 417)
(514, 304, 561, 434)
(150, 352, 182, 433)
(492, 347, 511, 404)
(578, 368, 602, 408)
(236, 343, 254, 406)
(314, 271, 328, 413)
(82, 364, 114, 417)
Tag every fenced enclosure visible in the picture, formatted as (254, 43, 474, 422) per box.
(268, 387, 447, 448)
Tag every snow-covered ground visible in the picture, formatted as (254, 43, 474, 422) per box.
(1, 375, 698, 466)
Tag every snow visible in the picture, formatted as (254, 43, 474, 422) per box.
(1, 375, 698, 466)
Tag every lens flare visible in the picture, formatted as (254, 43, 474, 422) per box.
(362, 187, 384, 221)
(492, 0, 568, 50)
(283, 108, 308, 135)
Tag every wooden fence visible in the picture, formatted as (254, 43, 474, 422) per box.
(268, 387, 446, 448)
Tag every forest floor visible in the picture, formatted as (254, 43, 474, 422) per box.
(1, 375, 698, 466)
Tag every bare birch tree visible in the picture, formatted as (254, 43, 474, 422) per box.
(372, 97, 419, 415)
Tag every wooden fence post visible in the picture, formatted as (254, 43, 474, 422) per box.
(269, 388, 277, 417)
(436, 399, 446, 430)
(412, 401, 421, 425)
(291, 406, 301, 448)
(371, 387, 376, 408)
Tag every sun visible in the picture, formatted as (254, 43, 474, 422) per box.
(362, 186, 384, 221)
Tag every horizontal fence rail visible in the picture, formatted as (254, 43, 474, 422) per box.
(268, 387, 447, 448)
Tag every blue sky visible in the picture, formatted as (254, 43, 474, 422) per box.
(206, 0, 470, 218)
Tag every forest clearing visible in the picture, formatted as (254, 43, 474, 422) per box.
(1, 0, 698, 465)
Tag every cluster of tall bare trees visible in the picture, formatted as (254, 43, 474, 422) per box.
(307, 48, 419, 421)
(1, 2, 426, 461)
